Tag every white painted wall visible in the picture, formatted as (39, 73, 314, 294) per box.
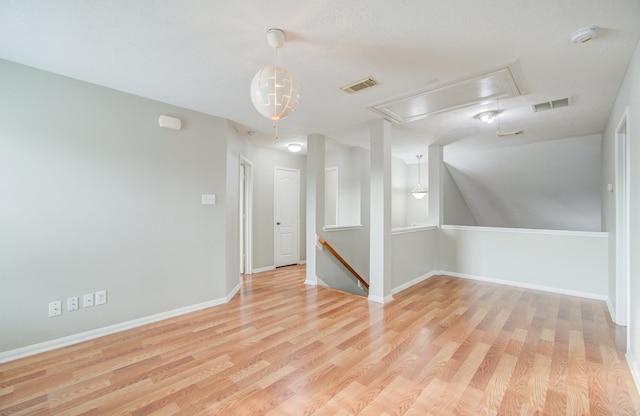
(444, 134, 602, 231)
(602, 39, 640, 389)
(358, 148, 371, 229)
(391, 157, 408, 228)
(391, 158, 429, 228)
(250, 147, 306, 270)
(443, 163, 476, 226)
(0, 59, 232, 353)
(326, 147, 361, 226)
(325, 167, 338, 226)
(226, 127, 255, 293)
(404, 162, 429, 226)
(391, 227, 438, 293)
(439, 226, 608, 298)
(319, 227, 370, 285)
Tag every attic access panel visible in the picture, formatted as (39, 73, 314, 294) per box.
(369, 68, 522, 124)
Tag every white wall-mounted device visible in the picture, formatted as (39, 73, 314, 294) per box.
(159, 115, 182, 130)
(201, 194, 216, 205)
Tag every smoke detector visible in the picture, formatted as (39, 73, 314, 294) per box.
(571, 26, 598, 44)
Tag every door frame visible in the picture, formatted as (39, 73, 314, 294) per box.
(240, 156, 253, 275)
(614, 107, 630, 336)
(274, 166, 300, 267)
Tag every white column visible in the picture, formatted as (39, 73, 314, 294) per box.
(368, 119, 393, 303)
(428, 144, 443, 226)
(305, 133, 325, 285)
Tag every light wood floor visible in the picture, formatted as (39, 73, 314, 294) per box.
(1, 265, 639, 415)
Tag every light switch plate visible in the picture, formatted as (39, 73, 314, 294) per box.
(95, 290, 107, 305)
(201, 194, 216, 205)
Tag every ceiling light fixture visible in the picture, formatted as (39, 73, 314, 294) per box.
(474, 110, 502, 124)
(411, 154, 428, 200)
(571, 26, 598, 44)
(288, 143, 302, 153)
(250, 29, 300, 139)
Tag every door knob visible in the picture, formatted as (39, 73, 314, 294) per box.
(276, 222, 281, 225)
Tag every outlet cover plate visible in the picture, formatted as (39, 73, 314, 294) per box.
(67, 296, 79, 311)
(49, 300, 62, 317)
(95, 290, 107, 305)
(83, 293, 94, 307)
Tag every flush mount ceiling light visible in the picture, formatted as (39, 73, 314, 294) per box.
(474, 110, 502, 124)
(571, 26, 598, 44)
(287, 143, 302, 153)
(250, 29, 300, 139)
(411, 154, 428, 200)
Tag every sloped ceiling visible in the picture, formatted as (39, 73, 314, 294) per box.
(445, 134, 602, 231)
(0, 0, 639, 230)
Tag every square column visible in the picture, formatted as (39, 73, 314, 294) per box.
(428, 144, 443, 226)
(305, 134, 325, 285)
(369, 119, 393, 303)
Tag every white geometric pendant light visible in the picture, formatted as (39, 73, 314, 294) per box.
(250, 29, 300, 139)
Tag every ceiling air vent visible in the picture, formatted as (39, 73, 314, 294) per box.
(341, 77, 378, 94)
(532, 97, 571, 112)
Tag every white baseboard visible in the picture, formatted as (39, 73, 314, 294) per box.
(297, 260, 307, 265)
(392, 271, 438, 295)
(315, 277, 327, 287)
(252, 265, 275, 274)
(440, 270, 608, 301)
(606, 298, 616, 323)
(368, 294, 394, 304)
(226, 283, 241, 301)
(0, 296, 230, 364)
(627, 352, 640, 396)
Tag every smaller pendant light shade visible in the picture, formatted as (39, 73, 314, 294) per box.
(250, 66, 300, 121)
(412, 184, 428, 200)
(411, 154, 428, 200)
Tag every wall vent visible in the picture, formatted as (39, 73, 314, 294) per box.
(532, 97, 570, 112)
(341, 77, 378, 94)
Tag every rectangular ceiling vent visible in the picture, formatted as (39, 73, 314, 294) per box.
(531, 97, 571, 112)
(341, 77, 378, 94)
(368, 67, 525, 124)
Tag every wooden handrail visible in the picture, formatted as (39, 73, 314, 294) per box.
(318, 237, 369, 290)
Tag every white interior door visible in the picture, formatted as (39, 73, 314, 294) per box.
(274, 167, 299, 267)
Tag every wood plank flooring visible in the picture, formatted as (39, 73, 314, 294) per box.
(1, 265, 639, 415)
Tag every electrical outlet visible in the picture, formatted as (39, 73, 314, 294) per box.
(95, 290, 107, 305)
(67, 296, 79, 311)
(83, 293, 94, 307)
(48, 301, 62, 317)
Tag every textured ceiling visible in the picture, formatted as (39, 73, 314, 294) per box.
(1, 0, 639, 230)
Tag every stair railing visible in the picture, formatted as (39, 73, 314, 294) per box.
(317, 237, 369, 290)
